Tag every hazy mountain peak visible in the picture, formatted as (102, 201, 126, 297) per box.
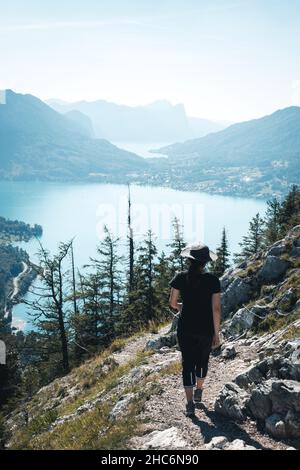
(46, 97, 225, 142)
(0, 89, 147, 180)
(145, 100, 174, 109)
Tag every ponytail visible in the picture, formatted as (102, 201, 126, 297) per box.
(187, 259, 206, 287)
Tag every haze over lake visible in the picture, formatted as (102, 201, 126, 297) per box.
(112, 141, 171, 158)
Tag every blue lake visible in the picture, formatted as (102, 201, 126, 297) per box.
(0, 181, 267, 331)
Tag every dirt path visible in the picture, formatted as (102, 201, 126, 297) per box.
(4, 261, 28, 318)
(127, 334, 293, 450)
(5, 322, 297, 450)
(11, 261, 27, 298)
(111, 324, 171, 366)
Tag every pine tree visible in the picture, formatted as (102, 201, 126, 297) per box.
(117, 266, 144, 337)
(87, 225, 124, 344)
(264, 198, 281, 245)
(153, 251, 173, 322)
(234, 213, 265, 263)
(213, 227, 231, 277)
(120, 230, 158, 332)
(136, 230, 158, 324)
(167, 217, 186, 275)
(75, 271, 107, 351)
(279, 185, 300, 234)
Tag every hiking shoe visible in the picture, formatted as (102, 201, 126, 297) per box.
(185, 401, 195, 417)
(194, 388, 203, 403)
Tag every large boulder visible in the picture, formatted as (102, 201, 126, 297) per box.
(214, 382, 249, 421)
(247, 381, 273, 420)
(265, 414, 287, 439)
(290, 246, 300, 257)
(220, 267, 236, 291)
(226, 439, 257, 450)
(285, 411, 300, 439)
(235, 365, 265, 390)
(221, 277, 257, 318)
(235, 355, 300, 388)
(258, 256, 290, 283)
(205, 436, 229, 450)
(269, 380, 300, 414)
(228, 304, 269, 336)
(265, 410, 300, 439)
(141, 427, 188, 450)
(205, 436, 257, 450)
(267, 241, 286, 257)
(278, 288, 298, 311)
(285, 410, 300, 438)
(282, 339, 300, 358)
(215, 346, 300, 440)
(228, 307, 254, 333)
(146, 332, 177, 350)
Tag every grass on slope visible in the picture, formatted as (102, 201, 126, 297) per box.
(9, 349, 155, 449)
(252, 268, 300, 335)
(8, 321, 171, 450)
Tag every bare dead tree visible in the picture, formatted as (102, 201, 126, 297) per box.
(25, 239, 73, 374)
(127, 183, 134, 294)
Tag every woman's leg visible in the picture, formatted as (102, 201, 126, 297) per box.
(195, 335, 213, 390)
(183, 357, 196, 405)
(177, 330, 196, 402)
(196, 377, 205, 390)
(184, 386, 194, 402)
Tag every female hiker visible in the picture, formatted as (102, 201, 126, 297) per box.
(169, 243, 221, 417)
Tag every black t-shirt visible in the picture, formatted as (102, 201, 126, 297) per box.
(169, 270, 221, 335)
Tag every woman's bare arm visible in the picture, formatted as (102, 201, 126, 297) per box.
(169, 287, 182, 311)
(212, 292, 221, 345)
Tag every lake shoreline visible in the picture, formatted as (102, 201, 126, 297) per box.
(0, 177, 270, 201)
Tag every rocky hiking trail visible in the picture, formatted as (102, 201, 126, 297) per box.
(118, 325, 297, 450)
(5, 320, 300, 451)
(5, 226, 300, 450)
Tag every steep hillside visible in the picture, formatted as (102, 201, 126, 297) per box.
(152, 107, 300, 197)
(64, 110, 94, 138)
(158, 107, 300, 167)
(0, 90, 148, 181)
(2, 227, 299, 450)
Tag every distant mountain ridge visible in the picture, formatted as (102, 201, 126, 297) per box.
(0, 90, 148, 181)
(1, 90, 299, 198)
(157, 106, 300, 167)
(47, 98, 226, 142)
(150, 106, 300, 198)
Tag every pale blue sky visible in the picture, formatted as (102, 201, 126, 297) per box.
(1, 0, 300, 121)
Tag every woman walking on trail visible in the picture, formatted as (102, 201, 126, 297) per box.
(169, 243, 222, 417)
